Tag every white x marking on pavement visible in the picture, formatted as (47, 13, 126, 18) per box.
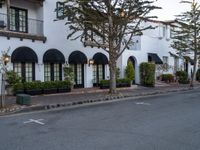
(24, 119, 45, 125)
(135, 102, 151, 105)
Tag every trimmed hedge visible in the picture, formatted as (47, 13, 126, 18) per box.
(161, 74, 174, 83)
(176, 71, 189, 84)
(100, 78, 131, 89)
(140, 62, 155, 87)
(13, 80, 72, 95)
(196, 69, 200, 82)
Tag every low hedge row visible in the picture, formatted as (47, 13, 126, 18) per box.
(13, 80, 72, 95)
(161, 74, 174, 83)
(176, 71, 189, 84)
(100, 78, 131, 89)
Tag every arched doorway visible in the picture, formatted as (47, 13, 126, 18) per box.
(68, 51, 87, 88)
(43, 49, 65, 81)
(92, 53, 108, 86)
(11, 47, 38, 82)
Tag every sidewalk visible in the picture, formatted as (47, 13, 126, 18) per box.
(1, 82, 200, 115)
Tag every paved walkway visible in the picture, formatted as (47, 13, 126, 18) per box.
(1, 81, 200, 115)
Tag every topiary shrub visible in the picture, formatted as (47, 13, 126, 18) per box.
(196, 69, 200, 82)
(140, 62, 156, 87)
(176, 71, 189, 84)
(125, 60, 135, 83)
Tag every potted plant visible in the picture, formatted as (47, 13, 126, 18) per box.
(100, 79, 109, 89)
(24, 81, 43, 95)
(13, 82, 25, 95)
(5, 70, 21, 95)
(56, 80, 71, 93)
(42, 81, 58, 94)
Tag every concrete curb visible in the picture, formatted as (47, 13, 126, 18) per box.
(6, 86, 195, 115)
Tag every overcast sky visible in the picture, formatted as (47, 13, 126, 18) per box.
(150, 0, 196, 21)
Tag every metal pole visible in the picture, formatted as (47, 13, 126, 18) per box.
(1, 73, 5, 108)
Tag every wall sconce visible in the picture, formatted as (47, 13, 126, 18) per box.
(88, 59, 94, 66)
(2, 54, 10, 65)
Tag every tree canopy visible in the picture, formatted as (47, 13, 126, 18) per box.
(56, 0, 159, 93)
(171, 0, 200, 87)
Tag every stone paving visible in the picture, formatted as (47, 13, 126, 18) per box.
(1, 82, 200, 115)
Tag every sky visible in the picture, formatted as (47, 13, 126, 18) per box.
(150, 0, 195, 21)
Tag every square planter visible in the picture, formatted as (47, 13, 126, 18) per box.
(57, 88, 71, 93)
(43, 88, 58, 94)
(25, 89, 43, 95)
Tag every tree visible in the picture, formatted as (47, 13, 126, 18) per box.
(56, 0, 159, 93)
(171, 0, 200, 87)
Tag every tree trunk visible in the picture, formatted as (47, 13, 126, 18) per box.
(109, 58, 117, 94)
(190, 51, 198, 87)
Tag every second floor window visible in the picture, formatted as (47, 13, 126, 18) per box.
(10, 7, 28, 33)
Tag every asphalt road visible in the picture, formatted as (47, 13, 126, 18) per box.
(0, 89, 200, 150)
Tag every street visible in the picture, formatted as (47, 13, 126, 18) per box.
(0, 89, 200, 150)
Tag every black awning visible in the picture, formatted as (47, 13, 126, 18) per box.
(43, 49, 65, 63)
(68, 51, 87, 64)
(184, 56, 194, 65)
(11, 47, 38, 63)
(93, 53, 108, 64)
(148, 53, 163, 64)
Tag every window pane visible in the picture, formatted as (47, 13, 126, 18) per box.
(25, 63, 33, 82)
(44, 63, 51, 81)
(93, 65, 97, 83)
(54, 63, 60, 81)
(77, 64, 82, 84)
(13, 63, 22, 77)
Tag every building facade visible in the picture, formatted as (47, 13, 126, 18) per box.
(0, 0, 194, 90)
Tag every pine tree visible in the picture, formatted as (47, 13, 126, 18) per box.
(171, 0, 200, 87)
(56, 0, 159, 93)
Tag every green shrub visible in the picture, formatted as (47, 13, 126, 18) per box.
(23, 81, 42, 90)
(41, 81, 57, 89)
(55, 80, 71, 88)
(100, 79, 110, 86)
(161, 74, 174, 83)
(176, 71, 189, 84)
(196, 69, 200, 82)
(125, 61, 135, 81)
(6, 71, 21, 85)
(140, 62, 156, 87)
(13, 83, 24, 92)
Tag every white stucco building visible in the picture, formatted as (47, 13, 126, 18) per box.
(0, 0, 194, 89)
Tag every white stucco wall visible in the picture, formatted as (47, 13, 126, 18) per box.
(0, 0, 194, 91)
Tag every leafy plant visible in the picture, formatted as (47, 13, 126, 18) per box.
(176, 71, 189, 84)
(161, 74, 174, 83)
(125, 60, 135, 81)
(13, 83, 24, 92)
(140, 62, 156, 87)
(55, 80, 71, 89)
(41, 81, 57, 89)
(23, 81, 42, 90)
(6, 71, 21, 85)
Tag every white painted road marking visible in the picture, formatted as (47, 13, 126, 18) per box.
(135, 102, 151, 105)
(24, 119, 45, 125)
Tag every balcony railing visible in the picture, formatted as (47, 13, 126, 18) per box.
(0, 13, 44, 36)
